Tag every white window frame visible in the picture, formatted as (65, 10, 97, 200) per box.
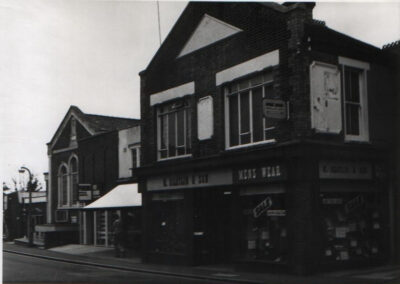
(129, 144, 141, 169)
(224, 73, 277, 150)
(57, 163, 69, 209)
(339, 56, 370, 142)
(68, 155, 80, 207)
(157, 100, 192, 161)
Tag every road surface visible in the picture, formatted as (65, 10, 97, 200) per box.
(3, 251, 231, 284)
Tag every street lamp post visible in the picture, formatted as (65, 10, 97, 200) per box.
(19, 166, 33, 247)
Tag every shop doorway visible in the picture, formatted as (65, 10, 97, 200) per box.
(193, 189, 233, 265)
(213, 190, 233, 263)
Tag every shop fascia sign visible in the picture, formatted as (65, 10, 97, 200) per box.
(234, 164, 285, 184)
(147, 169, 232, 191)
(319, 161, 372, 179)
(78, 184, 101, 201)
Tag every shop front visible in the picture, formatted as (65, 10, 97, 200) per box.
(317, 160, 389, 269)
(142, 153, 391, 273)
(143, 162, 290, 267)
(81, 183, 142, 249)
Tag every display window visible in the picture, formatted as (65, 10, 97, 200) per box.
(320, 192, 385, 263)
(240, 192, 287, 263)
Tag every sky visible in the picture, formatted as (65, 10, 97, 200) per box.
(0, 0, 399, 189)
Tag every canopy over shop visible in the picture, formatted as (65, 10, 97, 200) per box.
(81, 184, 142, 247)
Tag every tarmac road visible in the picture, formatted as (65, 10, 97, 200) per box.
(3, 251, 232, 284)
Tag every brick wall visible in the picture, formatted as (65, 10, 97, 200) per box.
(140, 2, 394, 168)
(78, 131, 119, 196)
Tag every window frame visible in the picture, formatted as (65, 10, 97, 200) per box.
(129, 144, 141, 170)
(57, 163, 69, 209)
(68, 155, 79, 207)
(156, 98, 192, 161)
(224, 72, 277, 150)
(57, 155, 81, 209)
(339, 57, 370, 142)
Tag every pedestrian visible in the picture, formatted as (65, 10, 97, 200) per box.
(112, 214, 126, 257)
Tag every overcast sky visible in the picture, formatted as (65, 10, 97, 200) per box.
(0, 1, 399, 189)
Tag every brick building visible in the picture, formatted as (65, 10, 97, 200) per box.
(136, 2, 397, 274)
(80, 125, 141, 248)
(37, 106, 139, 247)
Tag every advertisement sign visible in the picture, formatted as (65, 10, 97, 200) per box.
(253, 197, 272, 218)
(262, 99, 287, 120)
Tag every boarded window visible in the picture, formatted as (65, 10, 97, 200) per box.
(310, 62, 342, 134)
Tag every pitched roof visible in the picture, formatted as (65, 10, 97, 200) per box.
(78, 113, 140, 133)
(47, 105, 140, 147)
(305, 21, 380, 55)
(69, 105, 140, 133)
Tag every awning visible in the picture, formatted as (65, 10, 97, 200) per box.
(84, 183, 141, 209)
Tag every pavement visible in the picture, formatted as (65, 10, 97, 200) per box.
(3, 241, 400, 284)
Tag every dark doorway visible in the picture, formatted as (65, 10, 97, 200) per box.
(193, 188, 233, 265)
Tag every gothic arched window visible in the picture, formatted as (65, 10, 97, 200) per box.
(69, 156, 79, 205)
(58, 165, 68, 207)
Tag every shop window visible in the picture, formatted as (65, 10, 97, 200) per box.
(339, 57, 369, 142)
(240, 192, 287, 262)
(157, 98, 191, 160)
(320, 192, 385, 263)
(225, 72, 276, 149)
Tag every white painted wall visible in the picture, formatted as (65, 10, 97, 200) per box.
(216, 50, 279, 86)
(178, 14, 242, 57)
(150, 82, 194, 106)
(118, 126, 140, 179)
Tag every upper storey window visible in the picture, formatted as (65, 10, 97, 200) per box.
(157, 98, 192, 160)
(339, 57, 369, 142)
(225, 72, 276, 148)
(57, 155, 80, 209)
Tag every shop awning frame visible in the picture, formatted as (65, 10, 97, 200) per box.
(84, 183, 141, 210)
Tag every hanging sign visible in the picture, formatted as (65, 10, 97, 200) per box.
(262, 99, 287, 120)
(78, 184, 92, 201)
(253, 197, 272, 218)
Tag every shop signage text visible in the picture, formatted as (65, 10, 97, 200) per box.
(319, 161, 372, 180)
(234, 164, 285, 184)
(147, 169, 232, 191)
(345, 195, 365, 213)
(79, 190, 92, 201)
(262, 99, 287, 120)
(253, 197, 272, 218)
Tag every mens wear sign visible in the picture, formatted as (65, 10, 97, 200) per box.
(147, 169, 232, 191)
(319, 161, 372, 180)
(233, 164, 286, 184)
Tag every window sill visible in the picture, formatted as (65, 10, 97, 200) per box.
(226, 139, 276, 151)
(157, 154, 192, 162)
(344, 136, 370, 143)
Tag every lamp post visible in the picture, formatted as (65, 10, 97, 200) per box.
(19, 166, 33, 247)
